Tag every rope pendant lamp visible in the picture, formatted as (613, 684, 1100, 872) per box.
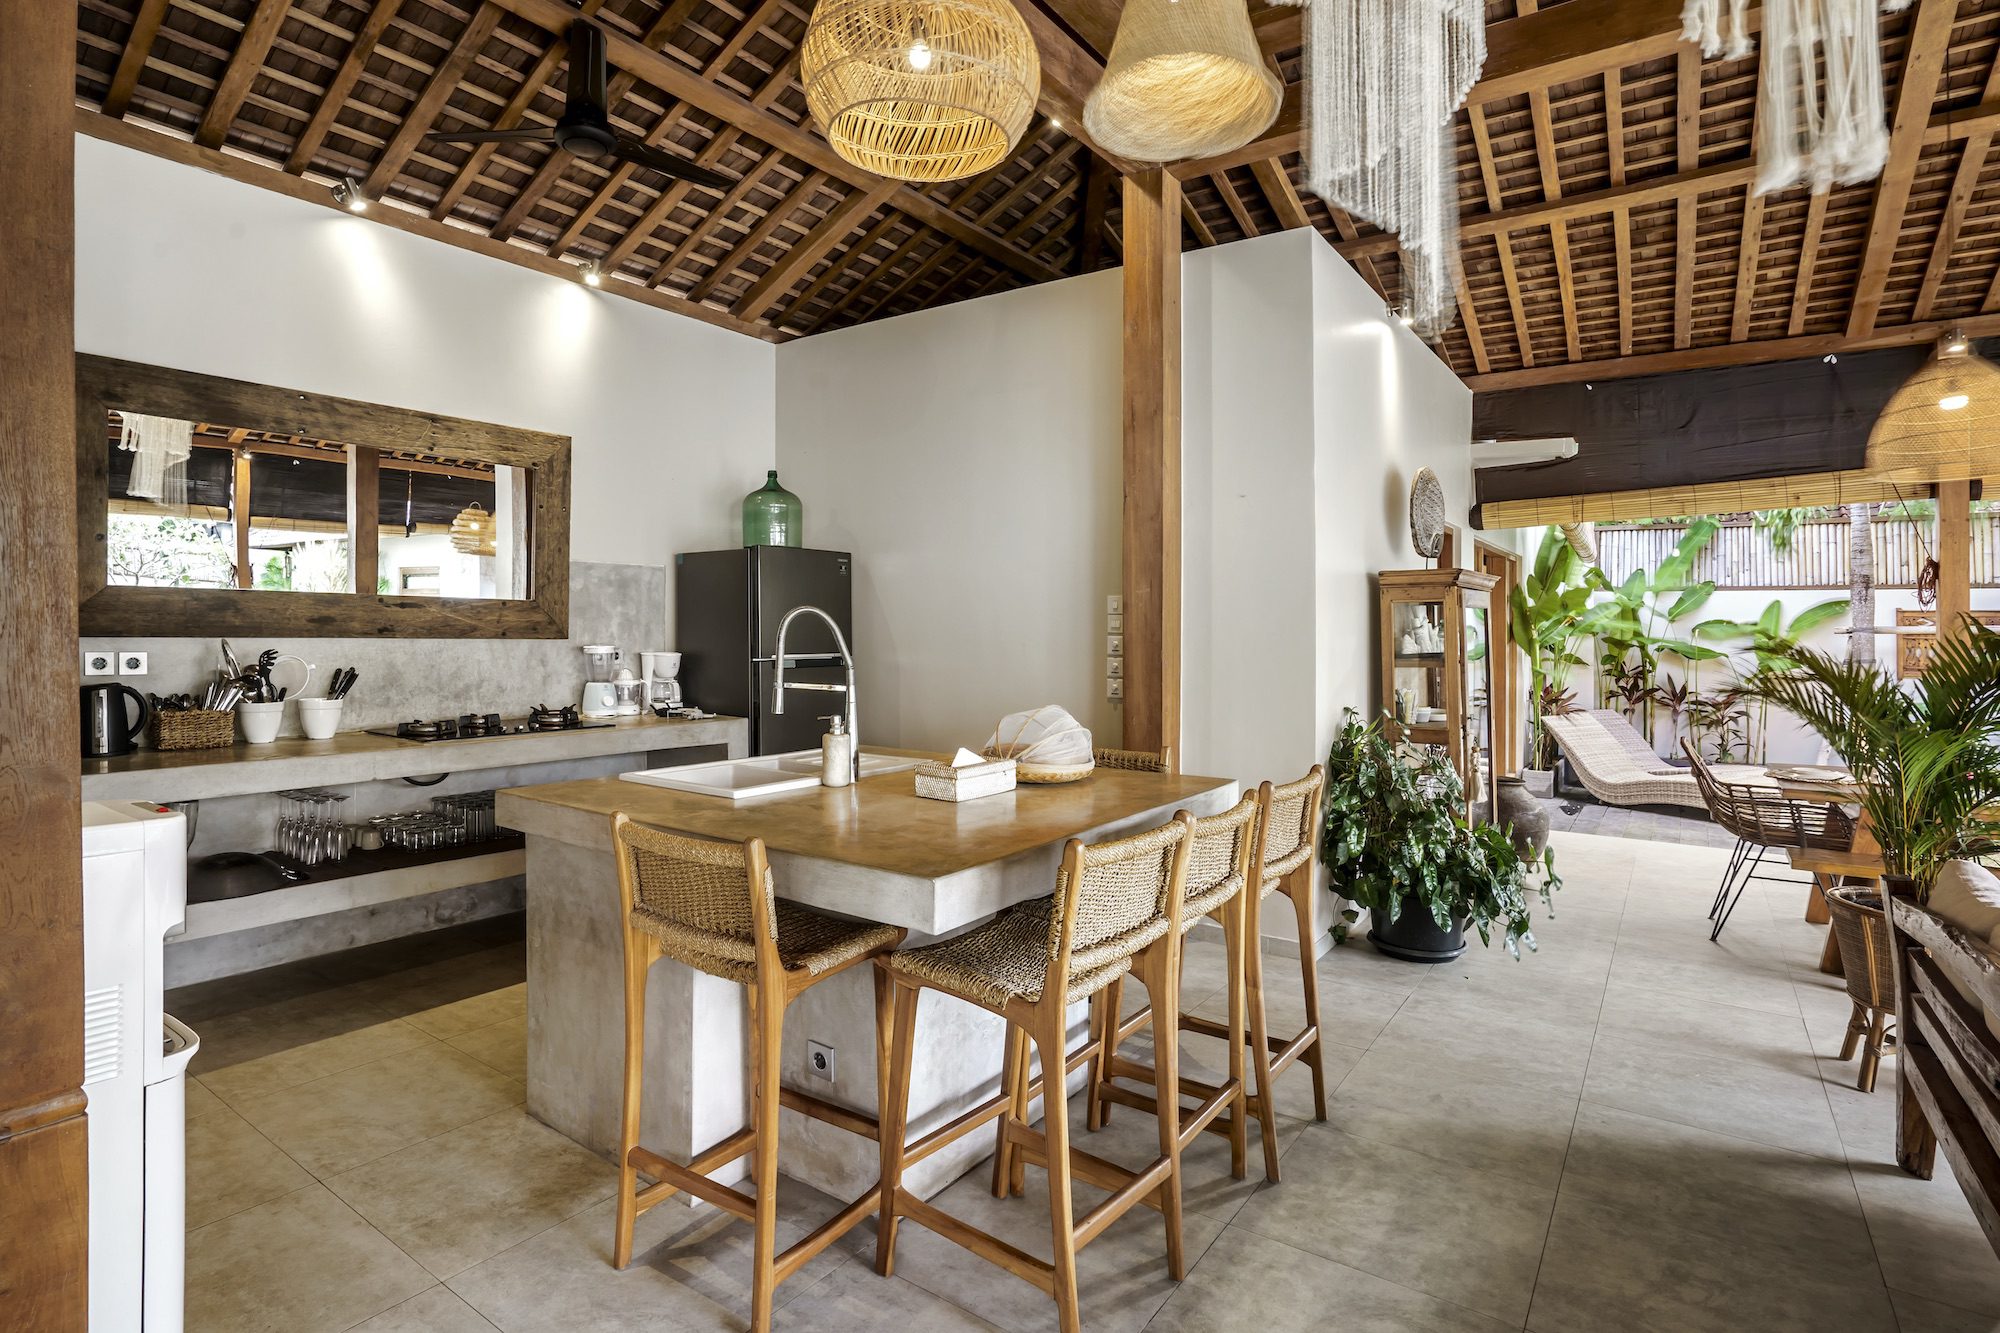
(450, 502, 497, 557)
(1865, 333, 2000, 485)
(802, 0, 1040, 183)
(1082, 0, 1281, 163)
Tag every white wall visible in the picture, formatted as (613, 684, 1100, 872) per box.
(75, 134, 776, 605)
(774, 269, 1126, 752)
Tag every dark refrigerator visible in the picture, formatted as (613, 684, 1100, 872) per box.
(676, 547, 853, 756)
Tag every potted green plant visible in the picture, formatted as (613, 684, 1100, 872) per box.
(1319, 711, 1560, 962)
(1736, 621, 2000, 900)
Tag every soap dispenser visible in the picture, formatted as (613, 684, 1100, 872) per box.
(820, 714, 853, 788)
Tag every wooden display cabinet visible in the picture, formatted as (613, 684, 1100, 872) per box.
(1377, 568, 1500, 821)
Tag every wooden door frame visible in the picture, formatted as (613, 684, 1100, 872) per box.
(1476, 539, 1524, 777)
(0, 0, 89, 1324)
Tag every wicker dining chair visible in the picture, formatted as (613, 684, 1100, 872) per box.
(876, 814, 1195, 1333)
(1093, 746, 1173, 773)
(1683, 743, 1853, 942)
(608, 815, 906, 1333)
(1825, 885, 1897, 1092)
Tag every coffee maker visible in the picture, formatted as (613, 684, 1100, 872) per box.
(640, 651, 684, 712)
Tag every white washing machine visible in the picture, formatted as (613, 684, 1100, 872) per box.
(82, 800, 195, 1333)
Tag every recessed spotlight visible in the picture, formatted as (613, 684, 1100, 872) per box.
(580, 259, 603, 288)
(1823, 353, 1838, 364)
(1388, 301, 1414, 327)
(330, 175, 368, 213)
(1049, 116, 1062, 129)
(1585, 382, 1594, 391)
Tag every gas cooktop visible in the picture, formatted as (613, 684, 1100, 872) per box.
(365, 706, 613, 743)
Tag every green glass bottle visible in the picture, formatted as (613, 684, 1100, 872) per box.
(741, 470, 803, 548)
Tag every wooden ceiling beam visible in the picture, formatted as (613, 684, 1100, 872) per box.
(596, 129, 746, 273)
(737, 183, 900, 320)
(808, 231, 935, 331)
(1249, 160, 1309, 231)
(1528, 87, 1581, 362)
(1454, 265, 1491, 375)
(1728, 41, 1769, 344)
(686, 171, 831, 305)
(1614, 207, 1634, 355)
(999, 175, 1078, 244)
(1465, 311, 2000, 393)
(284, 0, 402, 174)
(1913, 58, 2000, 323)
(1213, 171, 1257, 237)
(195, 0, 292, 150)
(1007, 1, 1136, 172)
(361, 3, 505, 199)
(102, 0, 173, 120)
(644, 157, 774, 288)
(1786, 188, 1829, 337)
(1495, 240, 1534, 368)
(77, 109, 778, 343)
(1672, 47, 1699, 351)
(486, 0, 1065, 285)
(855, 240, 960, 323)
(972, 141, 1083, 230)
(1180, 198, 1217, 248)
(773, 213, 904, 329)
(1847, 0, 1956, 339)
(1317, 200, 1386, 298)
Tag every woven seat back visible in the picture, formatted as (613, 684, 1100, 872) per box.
(1258, 766, 1325, 885)
(1825, 887, 1895, 1009)
(613, 818, 776, 969)
(1186, 792, 1258, 909)
(1093, 747, 1171, 773)
(1048, 818, 1190, 974)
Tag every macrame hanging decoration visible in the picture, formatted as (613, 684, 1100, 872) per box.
(1682, 0, 1910, 197)
(116, 412, 194, 510)
(1274, 0, 1484, 339)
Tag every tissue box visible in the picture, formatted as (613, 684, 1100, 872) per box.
(915, 756, 1017, 802)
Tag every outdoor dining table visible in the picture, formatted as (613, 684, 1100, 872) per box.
(1767, 767, 1883, 976)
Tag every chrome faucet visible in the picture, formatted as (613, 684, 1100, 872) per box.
(771, 605, 858, 783)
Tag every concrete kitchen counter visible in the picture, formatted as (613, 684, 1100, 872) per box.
(498, 762, 1237, 1201)
(82, 713, 747, 802)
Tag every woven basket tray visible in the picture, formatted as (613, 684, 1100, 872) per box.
(988, 755, 1094, 784)
(152, 709, 235, 751)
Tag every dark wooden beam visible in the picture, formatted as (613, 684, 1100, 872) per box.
(774, 212, 903, 329)
(362, 3, 505, 200)
(687, 172, 832, 305)
(102, 0, 173, 120)
(1848, 0, 1955, 338)
(350, 445, 381, 594)
(737, 183, 899, 320)
(1121, 169, 1182, 764)
(0, 3, 87, 1320)
(195, 0, 292, 149)
(284, 0, 402, 174)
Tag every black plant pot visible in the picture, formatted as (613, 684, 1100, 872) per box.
(1368, 894, 1467, 963)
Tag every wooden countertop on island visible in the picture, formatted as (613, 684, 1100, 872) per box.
(498, 761, 1238, 934)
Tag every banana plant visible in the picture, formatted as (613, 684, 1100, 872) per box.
(1509, 529, 1606, 769)
(1693, 596, 1851, 759)
(1586, 519, 1729, 742)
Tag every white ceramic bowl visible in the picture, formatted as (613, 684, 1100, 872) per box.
(296, 697, 344, 741)
(238, 700, 284, 744)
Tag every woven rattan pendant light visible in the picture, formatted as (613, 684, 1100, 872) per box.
(802, 0, 1039, 183)
(450, 502, 497, 557)
(1866, 334, 2000, 483)
(1083, 0, 1281, 163)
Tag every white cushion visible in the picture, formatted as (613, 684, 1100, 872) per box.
(1928, 860, 2000, 939)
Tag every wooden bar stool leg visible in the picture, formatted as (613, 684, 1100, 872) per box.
(1244, 926, 1282, 1182)
(992, 1023, 1027, 1198)
(1134, 948, 1186, 1280)
(1091, 977, 1124, 1131)
(749, 983, 783, 1333)
(1288, 874, 1327, 1121)
(613, 935, 653, 1270)
(1218, 899, 1248, 1180)
(876, 980, 920, 1278)
(1037, 1011, 1083, 1333)
(1839, 1000, 1868, 1062)
(1858, 1008, 1889, 1094)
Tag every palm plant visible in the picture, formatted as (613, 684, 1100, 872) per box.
(1736, 621, 2000, 899)
(1510, 529, 1605, 770)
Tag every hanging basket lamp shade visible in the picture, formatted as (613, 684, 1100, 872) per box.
(1082, 0, 1281, 164)
(801, 0, 1040, 183)
(1865, 334, 2000, 484)
(450, 502, 497, 557)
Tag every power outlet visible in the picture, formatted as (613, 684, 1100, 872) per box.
(807, 1040, 836, 1083)
(1107, 678, 1124, 700)
(82, 648, 117, 677)
(120, 651, 149, 676)
(1105, 656, 1123, 678)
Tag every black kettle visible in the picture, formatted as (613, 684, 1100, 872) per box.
(81, 683, 151, 758)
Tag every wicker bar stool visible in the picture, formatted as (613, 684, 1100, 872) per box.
(608, 814, 906, 1333)
(1825, 885, 1897, 1092)
(875, 815, 1196, 1333)
(1683, 743, 1853, 941)
(1092, 768, 1327, 1181)
(1068, 792, 1259, 1178)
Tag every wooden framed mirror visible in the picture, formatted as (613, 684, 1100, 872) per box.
(77, 355, 571, 638)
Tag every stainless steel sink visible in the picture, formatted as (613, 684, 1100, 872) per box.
(619, 749, 921, 800)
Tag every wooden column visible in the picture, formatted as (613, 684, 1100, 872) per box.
(349, 445, 380, 595)
(1937, 480, 1973, 641)
(233, 448, 254, 587)
(1121, 170, 1182, 765)
(0, 0, 89, 1324)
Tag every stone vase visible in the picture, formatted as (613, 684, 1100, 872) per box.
(1494, 774, 1551, 857)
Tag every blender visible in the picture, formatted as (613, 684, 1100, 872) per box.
(578, 644, 620, 718)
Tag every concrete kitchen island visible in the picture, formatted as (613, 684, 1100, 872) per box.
(497, 761, 1237, 1201)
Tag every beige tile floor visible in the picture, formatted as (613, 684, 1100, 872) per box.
(169, 832, 2000, 1332)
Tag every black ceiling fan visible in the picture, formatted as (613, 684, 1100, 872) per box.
(424, 20, 731, 192)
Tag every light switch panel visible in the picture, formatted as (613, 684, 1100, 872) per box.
(1106, 656, 1123, 678)
(1106, 613, 1124, 633)
(1106, 678, 1124, 699)
(1106, 594, 1123, 615)
(1106, 635, 1123, 657)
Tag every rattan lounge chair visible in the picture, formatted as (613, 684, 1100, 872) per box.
(1543, 709, 1772, 811)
